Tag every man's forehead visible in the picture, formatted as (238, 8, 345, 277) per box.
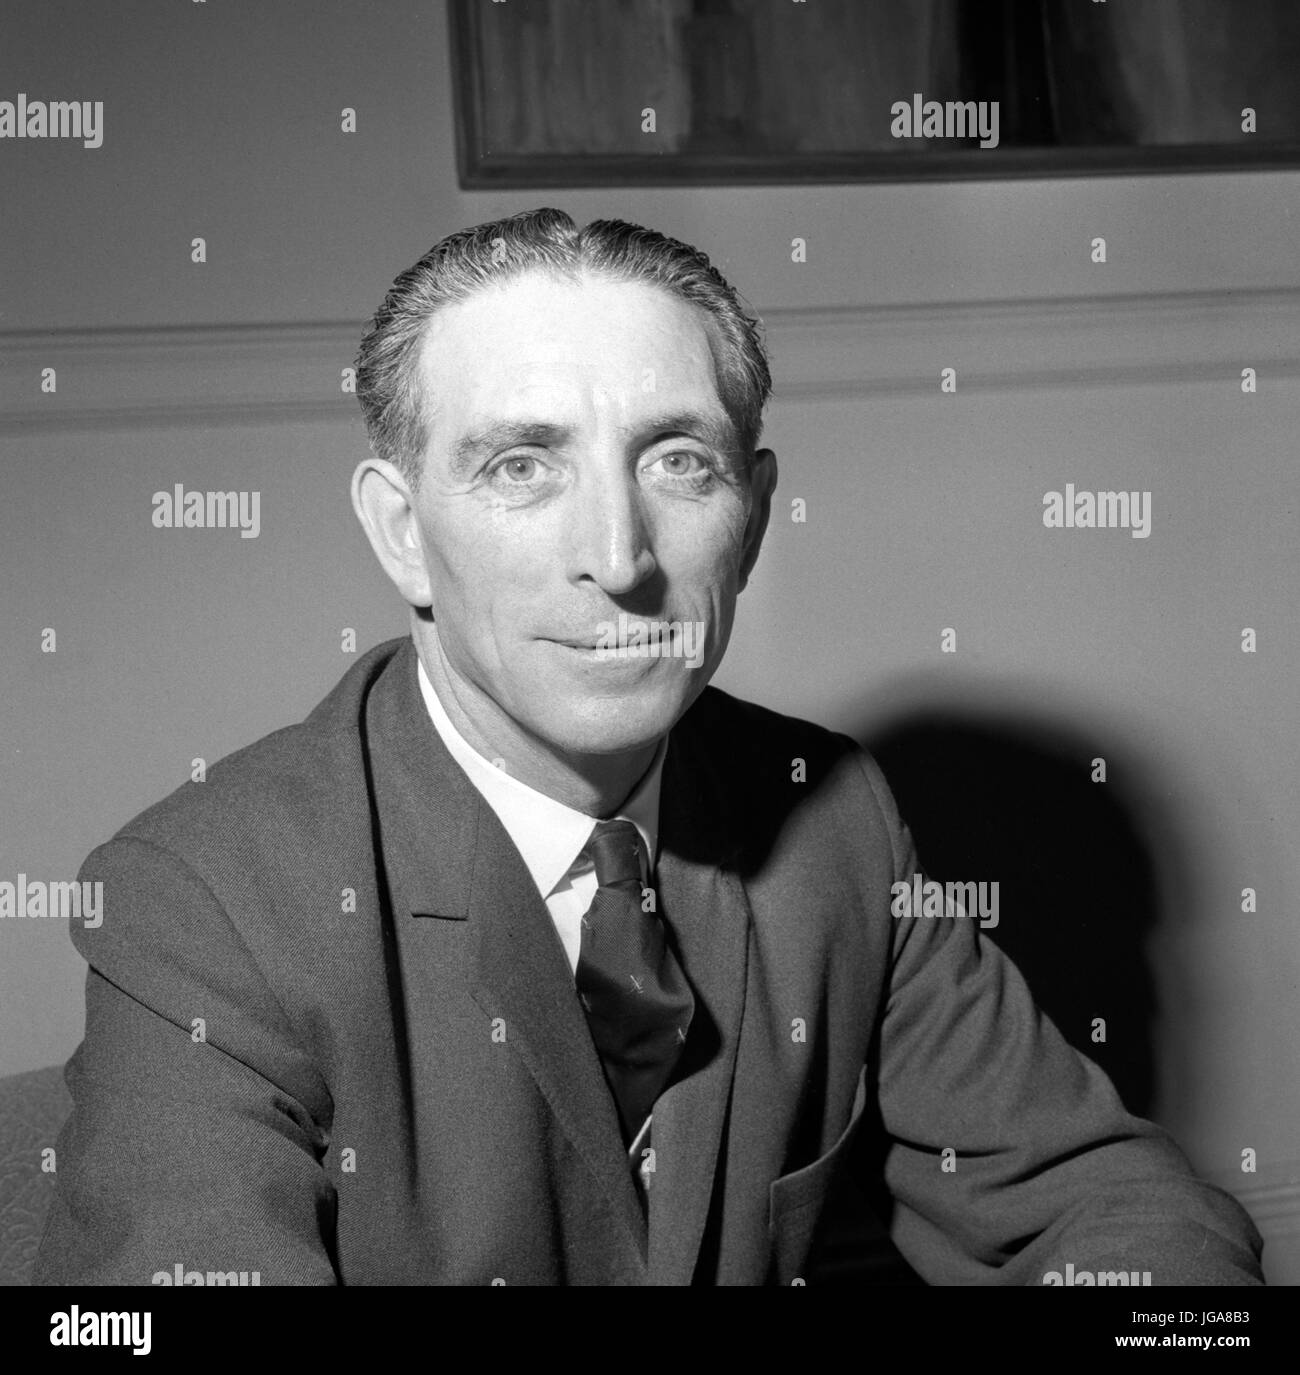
(416, 271, 727, 422)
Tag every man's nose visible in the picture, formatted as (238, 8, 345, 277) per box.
(566, 463, 657, 596)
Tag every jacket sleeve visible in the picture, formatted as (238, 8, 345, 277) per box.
(854, 751, 1265, 1286)
(32, 835, 339, 1286)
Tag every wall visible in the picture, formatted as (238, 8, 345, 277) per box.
(2, 0, 1296, 1280)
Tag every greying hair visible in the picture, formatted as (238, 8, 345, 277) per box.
(355, 207, 772, 489)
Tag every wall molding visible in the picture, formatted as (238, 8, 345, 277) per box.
(0, 322, 365, 438)
(3, 288, 1299, 436)
(763, 287, 1300, 402)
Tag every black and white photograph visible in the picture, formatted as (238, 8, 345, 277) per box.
(1, 0, 1296, 1350)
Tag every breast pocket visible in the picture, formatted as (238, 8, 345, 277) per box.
(767, 1064, 869, 1286)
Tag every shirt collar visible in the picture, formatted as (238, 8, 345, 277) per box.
(416, 654, 665, 900)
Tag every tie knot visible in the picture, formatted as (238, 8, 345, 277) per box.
(584, 819, 644, 888)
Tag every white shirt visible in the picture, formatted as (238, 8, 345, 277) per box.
(416, 658, 666, 974)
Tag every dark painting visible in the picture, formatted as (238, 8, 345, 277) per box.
(450, 0, 1300, 185)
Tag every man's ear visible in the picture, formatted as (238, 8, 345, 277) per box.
(350, 457, 433, 608)
(738, 448, 777, 592)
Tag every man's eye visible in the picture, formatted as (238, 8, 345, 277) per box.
(492, 454, 543, 483)
(651, 450, 710, 478)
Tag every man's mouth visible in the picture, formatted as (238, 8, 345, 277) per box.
(540, 618, 706, 670)
(545, 623, 681, 646)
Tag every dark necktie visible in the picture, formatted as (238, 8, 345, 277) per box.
(575, 819, 695, 1148)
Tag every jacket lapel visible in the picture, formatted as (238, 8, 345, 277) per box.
(646, 706, 752, 1285)
(365, 638, 648, 1270)
(465, 819, 650, 1266)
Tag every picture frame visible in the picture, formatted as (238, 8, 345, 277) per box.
(449, 0, 1300, 187)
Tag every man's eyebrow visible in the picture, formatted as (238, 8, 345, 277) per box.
(449, 422, 570, 477)
(632, 411, 737, 453)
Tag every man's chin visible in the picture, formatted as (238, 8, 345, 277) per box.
(523, 685, 698, 760)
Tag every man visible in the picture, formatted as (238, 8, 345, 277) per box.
(35, 208, 1262, 1285)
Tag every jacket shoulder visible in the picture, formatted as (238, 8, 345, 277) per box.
(685, 685, 909, 873)
(90, 638, 407, 878)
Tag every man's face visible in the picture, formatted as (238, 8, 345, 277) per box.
(408, 269, 766, 761)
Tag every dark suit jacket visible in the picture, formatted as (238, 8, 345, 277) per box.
(34, 638, 1263, 1285)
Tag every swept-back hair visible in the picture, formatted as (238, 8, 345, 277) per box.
(355, 207, 771, 488)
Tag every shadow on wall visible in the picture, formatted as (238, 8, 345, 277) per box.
(856, 681, 1170, 1120)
